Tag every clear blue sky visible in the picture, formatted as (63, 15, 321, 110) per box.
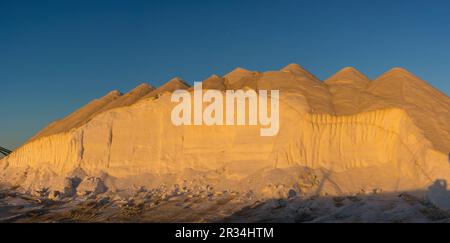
(1, 0, 449, 149)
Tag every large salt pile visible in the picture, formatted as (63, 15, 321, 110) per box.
(1, 64, 449, 202)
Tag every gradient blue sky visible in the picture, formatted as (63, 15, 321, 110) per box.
(1, 0, 450, 149)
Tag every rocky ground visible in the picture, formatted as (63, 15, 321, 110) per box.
(1, 184, 449, 223)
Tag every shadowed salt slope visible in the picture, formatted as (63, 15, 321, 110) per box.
(28, 83, 156, 142)
(1, 64, 449, 201)
(28, 90, 122, 141)
(363, 68, 450, 153)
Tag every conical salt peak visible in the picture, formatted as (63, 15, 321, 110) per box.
(376, 67, 419, 80)
(225, 67, 254, 77)
(130, 83, 155, 92)
(281, 63, 321, 81)
(105, 90, 122, 97)
(325, 66, 370, 85)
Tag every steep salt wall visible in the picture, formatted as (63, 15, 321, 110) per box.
(1, 93, 447, 193)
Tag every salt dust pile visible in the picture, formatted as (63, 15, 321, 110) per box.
(1, 64, 449, 222)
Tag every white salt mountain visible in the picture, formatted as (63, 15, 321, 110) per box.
(1, 65, 449, 202)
